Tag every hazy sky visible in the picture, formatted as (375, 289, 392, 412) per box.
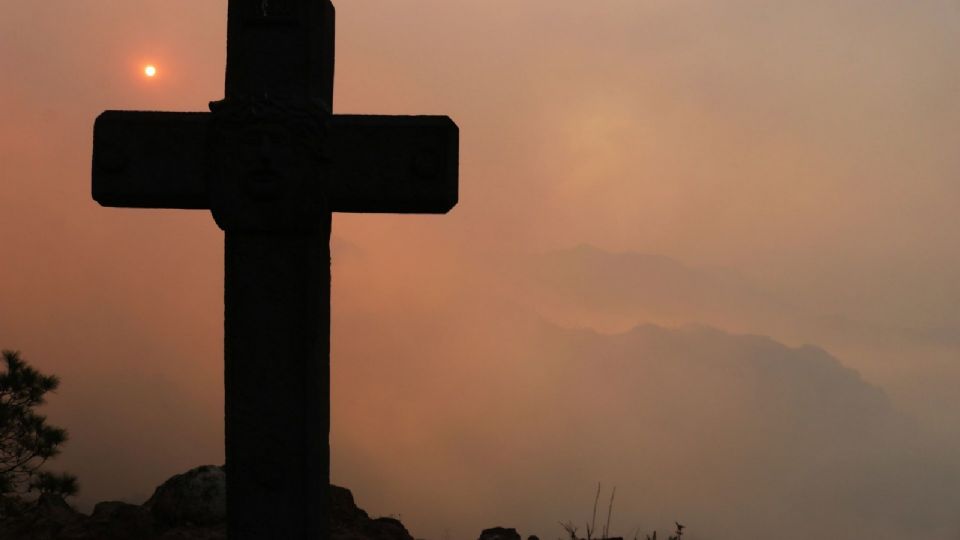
(2, 1, 960, 539)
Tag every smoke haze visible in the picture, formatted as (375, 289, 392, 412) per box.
(2, 1, 959, 538)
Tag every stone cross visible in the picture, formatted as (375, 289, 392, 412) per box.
(90, 1, 458, 538)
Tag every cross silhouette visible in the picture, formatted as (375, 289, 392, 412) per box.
(91, 1, 458, 538)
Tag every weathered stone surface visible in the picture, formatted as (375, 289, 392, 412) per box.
(479, 527, 522, 540)
(143, 465, 226, 528)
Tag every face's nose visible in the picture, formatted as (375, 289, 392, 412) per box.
(259, 134, 274, 167)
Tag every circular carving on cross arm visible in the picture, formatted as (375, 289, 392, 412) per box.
(413, 148, 441, 180)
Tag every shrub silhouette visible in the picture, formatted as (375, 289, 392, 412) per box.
(561, 484, 685, 540)
(0, 350, 77, 515)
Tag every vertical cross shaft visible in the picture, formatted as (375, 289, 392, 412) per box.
(225, 230, 330, 538)
(221, 1, 335, 537)
(226, 0, 335, 108)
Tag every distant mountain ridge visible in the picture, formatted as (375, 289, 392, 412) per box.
(523, 244, 960, 378)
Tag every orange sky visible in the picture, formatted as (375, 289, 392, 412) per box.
(2, 1, 960, 539)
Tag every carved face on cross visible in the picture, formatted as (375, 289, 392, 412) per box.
(208, 98, 330, 232)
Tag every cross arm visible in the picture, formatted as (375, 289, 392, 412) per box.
(92, 111, 210, 209)
(93, 111, 459, 215)
(326, 115, 458, 214)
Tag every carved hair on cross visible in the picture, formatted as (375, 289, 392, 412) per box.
(208, 96, 329, 156)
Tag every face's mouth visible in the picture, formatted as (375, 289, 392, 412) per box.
(244, 168, 285, 200)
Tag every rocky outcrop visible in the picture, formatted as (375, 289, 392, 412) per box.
(0, 465, 414, 540)
(330, 485, 413, 540)
(0, 493, 87, 540)
(84, 501, 156, 540)
(479, 527, 522, 540)
(143, 465, 226, 528)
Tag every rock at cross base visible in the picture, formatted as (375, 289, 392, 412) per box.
(143, 465, 227, 528)
(479, 527, 522, 540)
(0, 465, 416, 540)
(86, 501, 156, 539)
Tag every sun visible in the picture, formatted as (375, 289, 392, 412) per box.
(144, 65, 157, 78)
